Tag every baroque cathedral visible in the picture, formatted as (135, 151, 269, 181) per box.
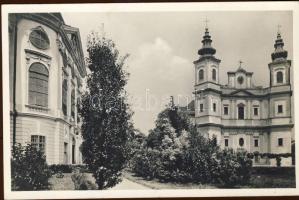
(184, 26, 294, 166)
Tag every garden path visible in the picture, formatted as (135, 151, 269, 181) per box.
(110, 178, 150, 190)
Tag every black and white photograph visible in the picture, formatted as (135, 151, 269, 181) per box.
(2, 2, 299, 199)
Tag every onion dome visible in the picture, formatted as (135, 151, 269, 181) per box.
(271, 32, 288, 61)
(198, 28, 216, 56)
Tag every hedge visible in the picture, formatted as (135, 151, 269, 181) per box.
(49, 164, 90, 174)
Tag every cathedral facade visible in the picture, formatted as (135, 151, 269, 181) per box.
(9, 13, 86, 164)
(190, 27, 294, 166)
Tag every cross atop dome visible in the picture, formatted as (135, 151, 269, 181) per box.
(271, 26, 288, 61)
(277, 24, 282, 35)
(239, 60, 243, 67)
(197, 18, 216, 57)
(204, 17, 209, 30)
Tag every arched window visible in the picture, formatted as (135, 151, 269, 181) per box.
(29, 63, 49, 107)
(276, 71, 283, 83)
(29, 27, 50, 50)
(199, 69, 204, 80)
(212, 68, 216, 81)
(238, 104, 245, 120)
(72, 137, 76, 164)
(71, 89, 75, 119)
(239, 138, 244, 147)
(77, 97, 81, 123)
(62, 80, 68, 116)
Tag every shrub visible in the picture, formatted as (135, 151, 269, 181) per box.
(71, 168, 97, 190)
(11, 143, 52, 191)
(49, 164, 72, 174)
(49, 164, 90, 174)
(213, 149, 252, 187)
(131, 148, 161, 180)
(130, 108, 253, 187)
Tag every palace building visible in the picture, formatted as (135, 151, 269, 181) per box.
(184, 26, 294, 166)
(9, 13, 86, 164)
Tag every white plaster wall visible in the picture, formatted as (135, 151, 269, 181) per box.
(12, 18, 84, 165)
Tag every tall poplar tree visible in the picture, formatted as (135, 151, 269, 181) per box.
(79, 32, 132, 189)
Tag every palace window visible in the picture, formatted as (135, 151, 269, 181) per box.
(71, 89, 75, 119)
(212, 136, 217, 146)
(29, 27, 50, 50)
(213, 103, 216, 112)
(200, 103, 204, 112)
(224, 139, 229, 147)
(77, 98, 81, 122)
(239, 138, 244, 147)
(72, 137, 76, 164)
(64, 142, 68, 164)
(254, 107, 259, 116)
(254, 139, 259, 147)
(237, 76, 244, 84)
(62, 80, 68, 116)
(276, 71, 283, 83)
(31, 135, 46, 153)
(278, 105, 283, 114)
(29, 63, 49, 107)
(278, 138, 283, 146)
(238, 105, 245, 120)
(199, 69, 204, 80)
(212, 69, 216, 81)
(223, 106, 229, 115)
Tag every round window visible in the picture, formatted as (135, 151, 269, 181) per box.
(29, 28, 50, 50)
(237, 76, 244, 84)
(239, 138, 244, 147)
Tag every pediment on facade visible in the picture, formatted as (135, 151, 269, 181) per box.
(61, 25, 86, 77)
(229, 89, 254, 96)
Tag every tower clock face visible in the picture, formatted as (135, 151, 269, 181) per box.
(237, 76, 244, 84)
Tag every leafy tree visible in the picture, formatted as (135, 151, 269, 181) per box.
(168, 107, 190, 136)
(146, 107, 189, 149)
(11, 143, 52, 191)
(78, 32, 132, 189)
(131, 107, 253, 187)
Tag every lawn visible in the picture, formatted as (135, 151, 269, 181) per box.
(123, 171, 217, 189)
(123, 168, 296, 189)
(49, 168, 295, 190)
(246, 173, 295, 188)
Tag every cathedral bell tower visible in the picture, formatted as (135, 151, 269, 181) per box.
(194, 21, 222, 143)
(269, 29, 291, 87)
(268, 29, 292, 121)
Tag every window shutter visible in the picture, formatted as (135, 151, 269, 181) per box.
(28, 63, 49, 107)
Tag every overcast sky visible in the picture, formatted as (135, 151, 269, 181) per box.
(62, 11, 292, 134)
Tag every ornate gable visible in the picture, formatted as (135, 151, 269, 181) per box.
(61, 25, 86, 77)
(230, 89, 254, 96)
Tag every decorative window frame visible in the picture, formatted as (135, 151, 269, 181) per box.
(25, 49, 51, 113)
(198, 67, 205, 82)
(236, 102, 246, 120)
(29, 26, 50, 50)
(211, 66, 217, 81)
(274, 100, 286, 117)
(274, 68, 285, 85)
(30, 134, 47, 156)
(252, 105, 260, 117)
(211, 99, 218, 113)
(278, 138, 284, 147)
(239, 137, 245, 147)
(223, 104, 229, 115)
